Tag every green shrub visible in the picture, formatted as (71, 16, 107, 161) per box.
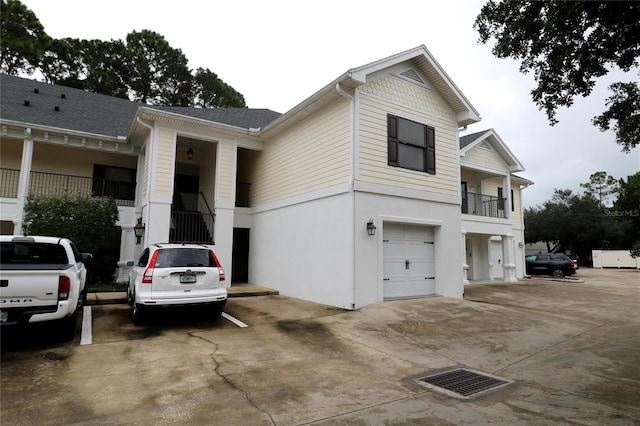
(23, 194, 120, 283)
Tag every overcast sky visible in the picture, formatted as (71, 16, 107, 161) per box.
(20, 0, 639, 208)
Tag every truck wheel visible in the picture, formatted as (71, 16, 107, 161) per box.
(132, 303, 145, 326)
(60, 311, 77, 341)
(552, 269, 565, 278)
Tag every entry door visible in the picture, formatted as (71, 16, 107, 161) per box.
(491, 240, 503, 278)
(383, 223, 435, 300)
(232, 228, 250, 283)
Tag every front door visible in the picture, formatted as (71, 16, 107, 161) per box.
(232, 228, 250, 283)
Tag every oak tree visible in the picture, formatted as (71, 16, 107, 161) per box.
(475, 1, 640, 152)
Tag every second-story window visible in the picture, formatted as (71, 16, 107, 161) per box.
(387, 114, 436, 174)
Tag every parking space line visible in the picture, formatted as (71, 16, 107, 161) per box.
(80, 306, 92, 345)
(221, 312, 248, 328)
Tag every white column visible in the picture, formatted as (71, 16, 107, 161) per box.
(462, 231, 469, 285)
(14, 130, 34, 235)
(502, 234, 518, 283)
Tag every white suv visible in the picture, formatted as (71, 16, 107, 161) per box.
(127, 243, 227, 325)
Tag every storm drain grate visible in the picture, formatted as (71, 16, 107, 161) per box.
(407, 368, 513, 399)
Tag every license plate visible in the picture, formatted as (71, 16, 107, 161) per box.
(180, 274, 196, 284)
(0, 310, 7, 323)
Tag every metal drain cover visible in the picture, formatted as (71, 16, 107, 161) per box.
(407, 367, 514, 400)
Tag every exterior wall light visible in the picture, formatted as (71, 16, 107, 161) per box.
(367, 218, 377, 236)
(187, 143, 194, 160)
(134, 217, 145, 244)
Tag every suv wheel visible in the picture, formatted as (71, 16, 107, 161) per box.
(552, 269, 565, 278)
(126, 283, 134, 306)
(133, 303, 145, 326)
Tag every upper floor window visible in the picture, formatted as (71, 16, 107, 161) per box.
(387, 114, 435, 174)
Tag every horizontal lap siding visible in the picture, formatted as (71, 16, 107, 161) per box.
(358, 76, 458, 196)
(252, 99, 350, 206)
(464, 146, 509, 172)
(218, 143, 235, 201)
(512, 185, 523, 226)
(155, 128, 175, 196)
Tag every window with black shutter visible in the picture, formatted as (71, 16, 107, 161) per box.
(387, 114, 435, 174)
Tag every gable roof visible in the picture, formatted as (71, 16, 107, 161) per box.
(459, 128, 525, 172)
(0, 74, 281, 138)
(262, 45, 482, 137)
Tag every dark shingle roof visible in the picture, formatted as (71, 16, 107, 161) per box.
(0, 74, 281, 136)
(1, 73, 140, 137)
(459, 130, 490, 149)
(150, 106, 281, 130)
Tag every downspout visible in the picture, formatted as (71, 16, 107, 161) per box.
(336, 83, 357, 309)
(135, 117, 154, 230)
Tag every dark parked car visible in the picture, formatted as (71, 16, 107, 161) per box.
(525, 253, 577, 278)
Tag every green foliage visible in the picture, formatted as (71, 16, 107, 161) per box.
(4, 1, 246, 108)
(579, 171, 618, 207)
(193, 67, 246, 108)
(475, 1, 640, 151)
(0, 0, 50, 75)
(125, 30, 192, 106)
(613, 172, 640, 257)
(592, 81, 640, 153)
(22, 194, 120, 283)
(525, 173, 640, 264)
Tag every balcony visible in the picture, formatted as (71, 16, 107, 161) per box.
(0, 168, 135, 207)
(462, 192, 507, 219)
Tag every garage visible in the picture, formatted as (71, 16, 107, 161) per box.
(383, 223, 435, 300)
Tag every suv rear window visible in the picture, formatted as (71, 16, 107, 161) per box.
(0, 242, 68, 265)
(153, 248, 216, 268)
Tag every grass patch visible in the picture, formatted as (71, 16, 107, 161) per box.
(87, 282, 127, 292)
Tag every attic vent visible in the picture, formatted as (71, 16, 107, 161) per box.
(399, 69, 425, 84)
(478, 141, 494, 151)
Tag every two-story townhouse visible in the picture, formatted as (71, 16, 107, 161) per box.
(459, 129, 533, 284)
(0, 45, 532, 310)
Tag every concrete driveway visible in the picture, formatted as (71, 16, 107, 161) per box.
(1, 268, 638, 425)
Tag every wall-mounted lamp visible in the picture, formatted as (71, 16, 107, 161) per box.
(134, 217, 145, 244)
(187, 142, 194, 160)
(366, 218, 377, 236)
(518, 242, 524, 248)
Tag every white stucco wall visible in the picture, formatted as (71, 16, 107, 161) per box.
(249, 189, 355, 309)
(353, 188, 464, 308)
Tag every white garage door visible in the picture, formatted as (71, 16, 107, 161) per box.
(383, 223, 435, 300)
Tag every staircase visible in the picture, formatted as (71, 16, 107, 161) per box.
(169, 211, 215, 244)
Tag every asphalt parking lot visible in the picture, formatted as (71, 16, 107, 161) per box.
(1, 268, 639, 425)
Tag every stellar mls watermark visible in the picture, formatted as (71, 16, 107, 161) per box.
(604, 209, 639, 217)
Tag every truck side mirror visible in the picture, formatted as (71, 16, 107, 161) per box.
(82, 253, 94, 267)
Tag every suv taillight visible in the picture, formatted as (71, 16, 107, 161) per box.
(210, 250, 225, 282)
(142, 250, 159, 284)
(58, 276, 71, 300)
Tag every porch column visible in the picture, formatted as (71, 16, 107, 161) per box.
(462, 231, 469, 285)
(13, 130, 34, 235)
(502, 234, 518, 283)
(503, 175, 512, 220)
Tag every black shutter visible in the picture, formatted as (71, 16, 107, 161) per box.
(388, 115, 398, 166)
(426, 125, 435, 174)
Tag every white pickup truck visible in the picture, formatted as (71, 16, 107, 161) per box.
(0, 235, 92, 339)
